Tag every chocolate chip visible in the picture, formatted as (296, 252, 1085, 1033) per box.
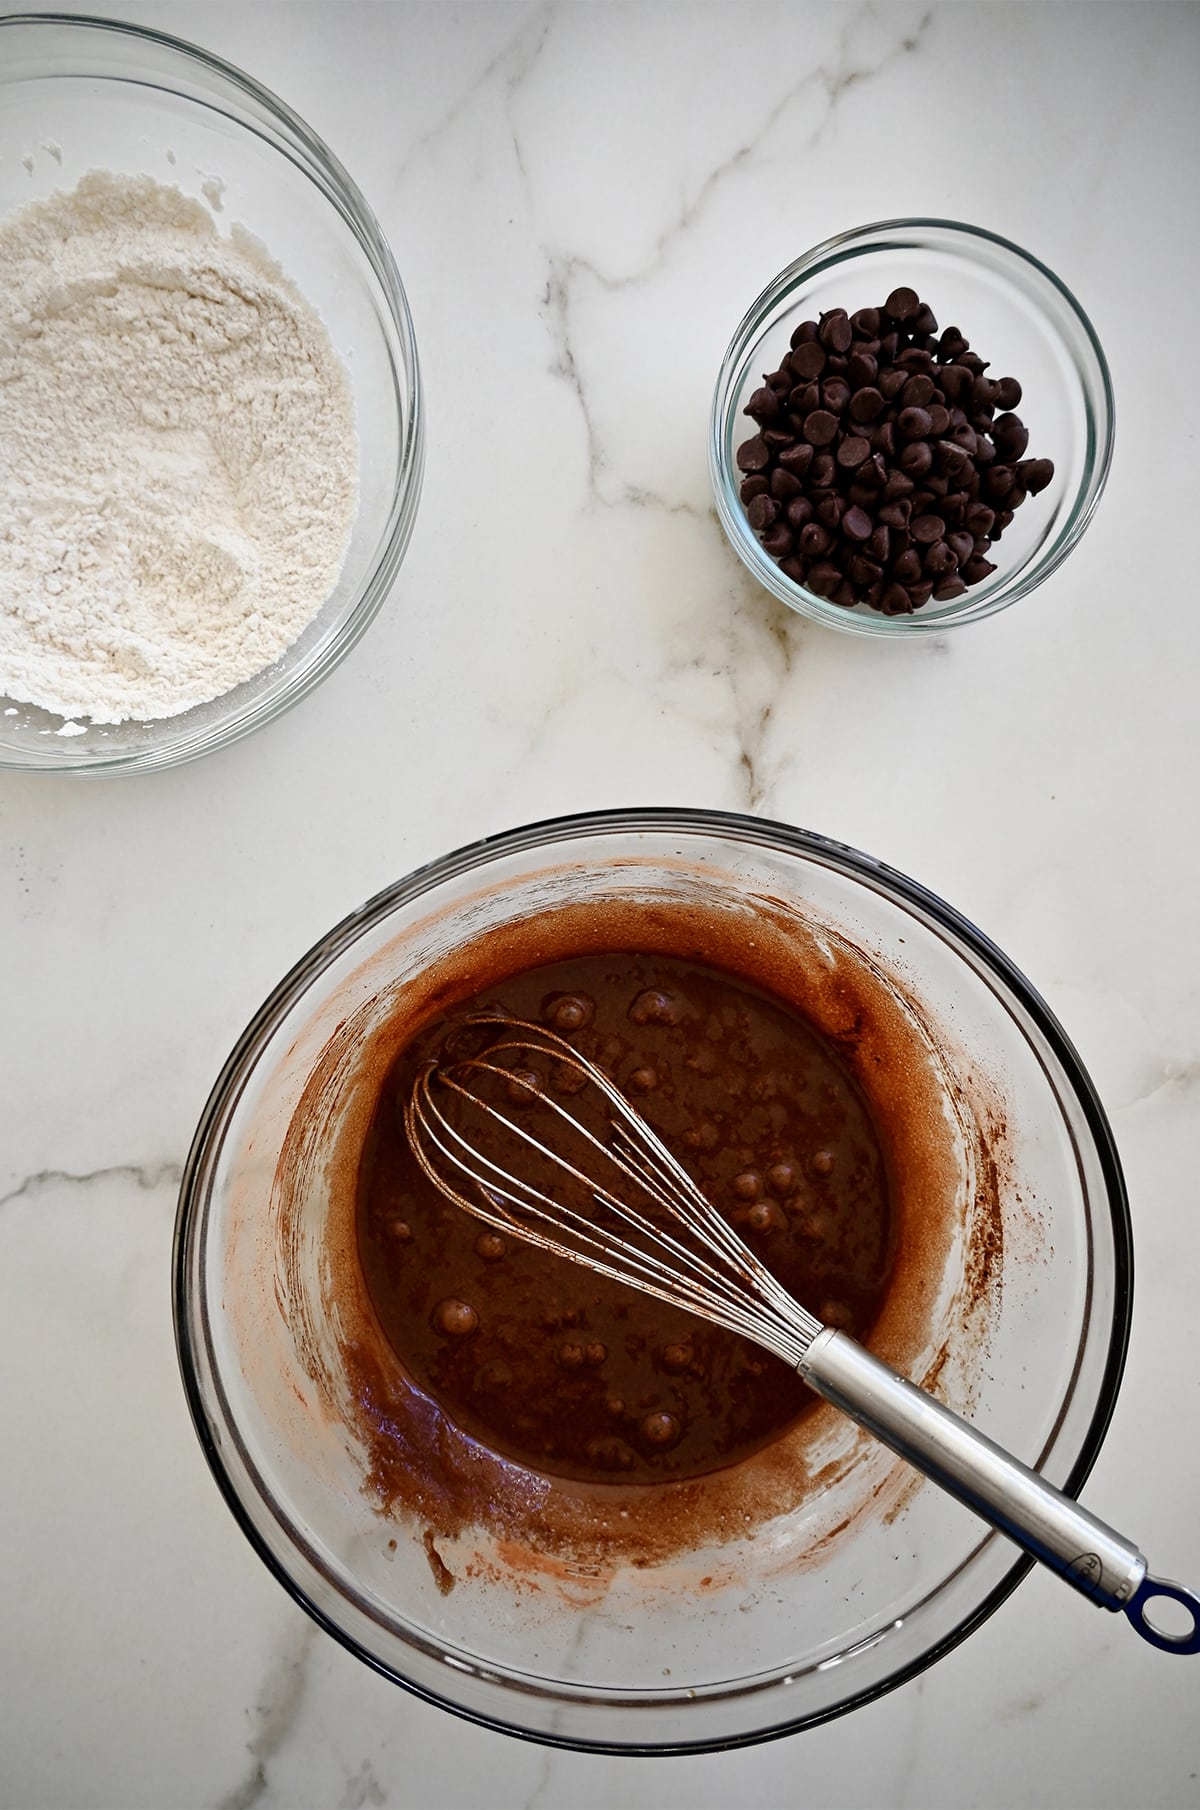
(736, 435, 770, 473)
(789, 319, 820, 348)
(760, 521, 793, 558)
(836, 434, 871, 471)
(850, 306, 881, 337)
(992, 413, 1030, 459)
(847, 350, 878, 389)
(842, 504, 873, 541)
(770, 466, 803, 501)
(745, 386, 783, 426)
(933, 575, 967, 601)
(898, 440, 933, 477)
(785, 495, 813, 531)
(746, 493, 779, 531)
(963, 555, 997, 582)
(901, 374, 936, 409)
(790, 341, 826, 380)
(848, 385, 884, 424)
(898, 406, 933, 441)
(821, 377, 851, 415)
(994, 375, 1022, 410)
(885, 285, 920, 322)
(807, 560, 842, 597)
(740, 475, 769, 503)
(819, 308, 853, 353)
(798, 522, 831, 558)
(923, 539, 957, 576)
(1018, 457, 1054, 494)
(802, 409, 839, 447)
(777, 441, 814, 476)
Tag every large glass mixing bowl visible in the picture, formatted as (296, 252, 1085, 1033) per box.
(174, 809, 1131, 1750)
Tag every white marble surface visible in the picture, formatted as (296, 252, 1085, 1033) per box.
(3, 2, 1200, 1805)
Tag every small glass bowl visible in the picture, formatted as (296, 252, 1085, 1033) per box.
(710, 219, 1113, 634)
(0, 14, 423, 773)
(174, 808, 1132, 1751)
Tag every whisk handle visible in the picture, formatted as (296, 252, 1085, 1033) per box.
(798, 1329, 1200, 1652)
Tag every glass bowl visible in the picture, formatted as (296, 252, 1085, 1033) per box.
(174, 808, 1132, 1752)
(0, 13, 423, 773)
(710, 220, 1114, 634)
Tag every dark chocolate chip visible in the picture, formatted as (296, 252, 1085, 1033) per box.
(847, 350, 878, 389)
(898, 406, 933, 441)
(850, 306, 881, 338)
(770, 466, 803, 500)
(842, 504, 874, 542)
(760, 521, 793, 558)
(802, 409, 839, 447)
(790, 341, 826, 380)
(744, 385, 781, 423)
(963, 555, 998, 583)
(992, 413, 1030, 459)
(821, 377, 851, 415)
(740, 474, 769, 503)
(885, 286, 920, 322)
(778, 441, 815, 476)
(836, 434, 872, 471)
(785, 495, 814, 531)
(798, 522, 831, 558)
(747, 494, 779, 531)
(933, 575, 968, 601)
(898, 440, 933, 476)
(808, 452, 837, 488)
(901, 374, 936, 409)
(993, 376, 1022, 410)
(866, 524, 890, 563)
(911, 513, 946, 544)
(807, 560, 842, 597)
(1018, 457, 1054, 494)
(818, 309, 853, 354)
(789, 319, 820, 348)
(736, 435, 770, 473)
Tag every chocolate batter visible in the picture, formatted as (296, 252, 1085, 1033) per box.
(356, 952, 894, 1485)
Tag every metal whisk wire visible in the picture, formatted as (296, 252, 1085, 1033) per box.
(404, 1016, 821, 1366)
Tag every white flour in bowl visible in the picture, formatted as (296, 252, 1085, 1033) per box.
(0, 172, 358, 724)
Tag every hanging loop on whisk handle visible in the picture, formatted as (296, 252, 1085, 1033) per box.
(798, 1329, 1200, 1652)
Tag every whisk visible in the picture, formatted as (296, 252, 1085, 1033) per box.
(406, 1015, 1200, 1654)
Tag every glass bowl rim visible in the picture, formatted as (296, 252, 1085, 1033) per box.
(0, 10, 424, 774)
(173, 805, 1134, 1753)
(709, 215, 1116, 637)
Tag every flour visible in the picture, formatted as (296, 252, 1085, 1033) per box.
(0, 172, 358, 724)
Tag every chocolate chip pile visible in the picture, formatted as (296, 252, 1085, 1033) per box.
(736, 287, 1053, 615)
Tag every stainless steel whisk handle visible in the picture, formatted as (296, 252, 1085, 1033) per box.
(798, 1329, 1200, 1654)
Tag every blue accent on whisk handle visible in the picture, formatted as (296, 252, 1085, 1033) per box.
(1123, 1577, 1200, 1654)
(797, 1330, 1195, 1650)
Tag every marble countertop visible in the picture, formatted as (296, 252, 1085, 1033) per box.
(4, 3, 1200, 1806)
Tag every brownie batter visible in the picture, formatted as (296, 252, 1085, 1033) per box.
(356, 952, 894, 1485)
